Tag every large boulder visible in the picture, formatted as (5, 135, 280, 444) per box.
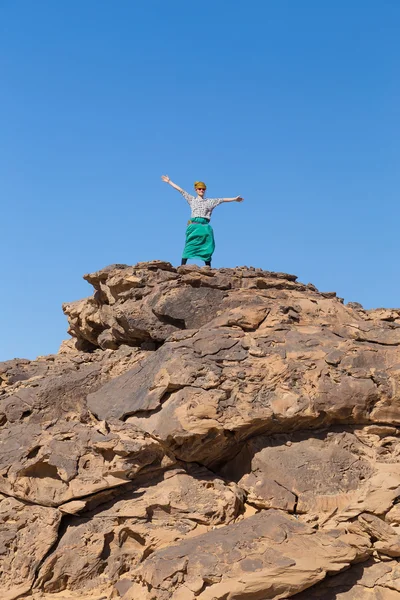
(1, 261, 400, 599)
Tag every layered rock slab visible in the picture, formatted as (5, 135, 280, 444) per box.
(219, 427, 400, 522)
(123, 509, 367, 600)
(0, 419, 170, 506)
(0, 344, 145, 426)
(62, 262, 304, 350)
(292, 558, 400, 599)
(87, 323, 400, 467)
(62, 261, 400, 353)
(70, 262, 400, 468)
(34, 466, 244, 594)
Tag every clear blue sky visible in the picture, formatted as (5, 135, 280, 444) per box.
(1, 1, 399, 361)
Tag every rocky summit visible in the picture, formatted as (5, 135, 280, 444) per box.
(1, 261, 400, 600)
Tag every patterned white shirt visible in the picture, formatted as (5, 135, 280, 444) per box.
(180, 190, 224, 220)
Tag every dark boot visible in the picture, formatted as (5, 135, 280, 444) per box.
(181, 258, 188, 265)
(205, 260, 211, 267)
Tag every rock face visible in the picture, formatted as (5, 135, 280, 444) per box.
(1, 260, 400, 599)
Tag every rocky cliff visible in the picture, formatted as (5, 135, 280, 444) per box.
(1, 261, 400, 600)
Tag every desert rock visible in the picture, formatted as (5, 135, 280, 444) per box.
(1, 261, 400, 599)
(124, 510, 368, 600)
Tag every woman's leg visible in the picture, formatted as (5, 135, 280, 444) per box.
(181, 258, 188, 265)
(205, 260, 211, 266)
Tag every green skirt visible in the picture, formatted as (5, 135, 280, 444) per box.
(182, 217, 215, 262)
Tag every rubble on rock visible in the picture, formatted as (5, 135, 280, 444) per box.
(1, 260, 400, 600)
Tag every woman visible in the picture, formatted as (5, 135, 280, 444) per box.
(161, 175, 244, 266)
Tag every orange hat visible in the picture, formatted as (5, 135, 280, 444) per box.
(194, 181, 207, 190)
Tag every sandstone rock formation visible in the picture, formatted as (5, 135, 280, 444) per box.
(1, 260, 400, 599)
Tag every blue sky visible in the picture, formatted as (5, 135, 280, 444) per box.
(1, 1, 399, 360)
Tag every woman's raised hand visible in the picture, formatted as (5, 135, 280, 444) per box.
(161, 176, 183, 192)
(236, 196, 244, 202)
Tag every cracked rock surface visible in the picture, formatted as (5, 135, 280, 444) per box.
(2, 261, 400, 599)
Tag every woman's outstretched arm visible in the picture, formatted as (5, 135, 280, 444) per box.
(161, 175, 184, 193)
(222, 196, 244, 202)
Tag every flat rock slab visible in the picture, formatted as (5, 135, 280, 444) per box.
(292, 558, 400, 599)
(124, 510, 365, 600)
(219, 429, 375, 516)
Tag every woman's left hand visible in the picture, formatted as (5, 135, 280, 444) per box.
(236, 196, 244, 202)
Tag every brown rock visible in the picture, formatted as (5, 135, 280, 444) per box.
(293, 558, 400, 598)
(87, 321, 400, 467)
(0, 344, 146, 425)
(2, 262, 400, 599)
(0, 493, 61, 600)
(219, 429, 374, 516)
(62, 263, 308, 350)
(358, 513, 400, 557)
(124, 510, 365, 600)
(35, 466, 244, 594)
(0, 419, 170, 506)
